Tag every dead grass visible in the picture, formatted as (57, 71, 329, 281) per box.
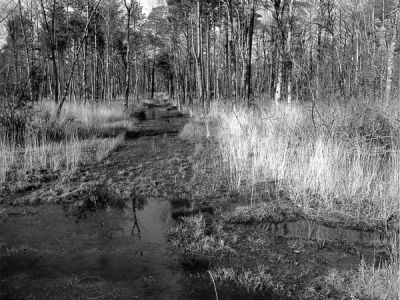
(210, 265, 282, 294)
(40, 100, 127, 125)
(181, 99, 400, 299)
(0, 101, 130, 186)
(181, 100, 400, 221)
(36, 100, 133, 139)
(0, 138, 15, 183)
(168, 214, 233, 267)
(325, 260, 400, 300)
(22, 135, 124, 173)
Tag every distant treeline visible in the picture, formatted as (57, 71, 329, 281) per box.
(0, 0, 399, 110)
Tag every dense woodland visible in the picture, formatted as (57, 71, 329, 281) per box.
(0, 0, 400, 112)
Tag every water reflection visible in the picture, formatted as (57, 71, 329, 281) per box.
(131, 198, 141, 239)
(268, 219, 394, 246)
(62, 188, 127, 223)
(0, 199, 189, 299)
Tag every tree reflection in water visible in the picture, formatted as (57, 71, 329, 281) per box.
(131, 198, 141, 240)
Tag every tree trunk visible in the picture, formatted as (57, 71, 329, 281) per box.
(205, 14, 211, 110)
(151, 60, 155, 99)
(18, 0, 33, 103)
(245, 0, 256, 104)
(196, 0, 203, 105)
(274, 57, 282, 104)
(385, 10, 398, 106)
(124, 0, 133, 109)
(39, 0, 59, 103)
(286, 0, 293, 104)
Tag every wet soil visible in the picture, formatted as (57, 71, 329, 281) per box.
(1, 104, 398, 299)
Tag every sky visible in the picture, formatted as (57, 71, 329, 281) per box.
(139, 0, 158, 15)
(0, 0, 160, 17)
(0, 0, 161, 45)
(0, 0, 159, 16)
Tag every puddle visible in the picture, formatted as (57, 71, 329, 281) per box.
(0, 198, 267, 299)
(264, 220, 394, 246)
(251, 219, 397, 268)
(0, 199, 196, 299)
(132, 108, 186, 121)
(126, 108, 187, 139)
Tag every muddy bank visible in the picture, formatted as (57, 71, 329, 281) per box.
(166, 135, 399, 299)
(168, 198, 397, 299)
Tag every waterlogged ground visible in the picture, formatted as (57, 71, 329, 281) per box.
(1, 199, 187, 299)
(0, 104, 398, 299)
(0, 106, 259, 299)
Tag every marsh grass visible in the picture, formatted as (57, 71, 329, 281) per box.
(22, 134, 124, 173)
(181, 99, 400, 298)
(168, 215, 233, 267)
(210, 265, 281, 294)
(182, 100, 400, 221)
(325, 259, 399, 299)
(0, 101, 129, 185)
(0, 138, 15, 183)
(37, 100, 132, 139)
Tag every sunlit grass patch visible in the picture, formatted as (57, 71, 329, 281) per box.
(0, 100, 131, 186)
(40, 100, 127, 125)
(0, 138, 15, 184)
(21, 134, 124, 173)
(36, 100, 133, 139)
(186, 100, 400, 221)
(325, 260, 400, 300)
(180, 120, 208, 141)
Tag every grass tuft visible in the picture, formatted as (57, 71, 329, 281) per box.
(210, 265, 279, 294)
(168, 214, 232, 267)
(325, 260, 399, 300)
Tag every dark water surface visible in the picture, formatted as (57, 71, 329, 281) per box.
(1, 198, 394, 299)
(0, 199, 223, 299)
(268, 219, 392, 246)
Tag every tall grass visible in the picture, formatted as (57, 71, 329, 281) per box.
(22, 134, 123, 173)
(181, 99, 400, 298)
(0, 101, 129, 186)
(0, 138, 15, 183)
(325, 258, 400, 299)
(182, 100, 400, 221)
(40, 101, 127, 125)
(37, 101, 132, 139)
